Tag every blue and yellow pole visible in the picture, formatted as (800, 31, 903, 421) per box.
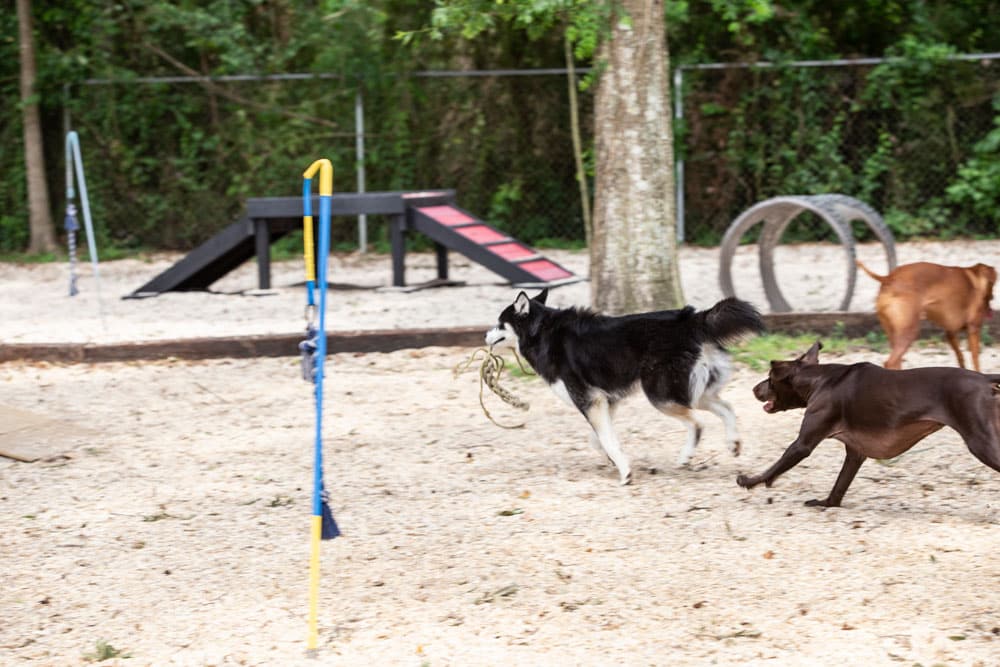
(302, 158, 340, 652)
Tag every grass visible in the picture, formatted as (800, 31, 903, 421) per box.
(495, 331, 895, 377)
(0, 244, 154, 263)
(0, 251, 58, 263)
(83, 639, 128, 662)
(731, 332, 889, 372)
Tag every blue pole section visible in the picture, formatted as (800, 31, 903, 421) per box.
(65, 132, 106, 327)
(313, 191, 331, 521)
(65, 132, 101, 283)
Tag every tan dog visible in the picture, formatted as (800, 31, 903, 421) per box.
(857, 260, 997, 371)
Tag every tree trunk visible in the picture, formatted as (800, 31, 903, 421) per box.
(17, 0, 56, 254)
(591, 0, 683, 314)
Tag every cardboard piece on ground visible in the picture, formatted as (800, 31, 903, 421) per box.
(0, 404, 94, 462)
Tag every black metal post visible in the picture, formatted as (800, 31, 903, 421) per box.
(254, 218, 271, 289)
(390, 214, 406, 287)
(435, 242, 448, 280)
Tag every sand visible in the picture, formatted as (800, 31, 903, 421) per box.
(2, 240, 1000, 666)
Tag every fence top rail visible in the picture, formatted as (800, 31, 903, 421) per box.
(79, 51, 1000, 86)
(81, 68, 596, 86)
(677, 51, 1000, 71)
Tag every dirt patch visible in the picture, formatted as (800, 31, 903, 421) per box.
(3, 239, 1000, 665)
(2, 343, 999, 665)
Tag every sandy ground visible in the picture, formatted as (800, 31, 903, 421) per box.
(2, 238, 1000, 344)
(3, 240, 1000, 666)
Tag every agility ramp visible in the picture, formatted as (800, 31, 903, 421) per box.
(128, 190, 578, 297)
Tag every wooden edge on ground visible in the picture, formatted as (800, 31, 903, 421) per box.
(0, 313, 995, 364)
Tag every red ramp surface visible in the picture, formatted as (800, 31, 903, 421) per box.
(409, 204, 577, 286)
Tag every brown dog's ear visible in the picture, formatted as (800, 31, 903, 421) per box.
(769, 359, 793, 381)
(974, 264, 998, 288)
(799, 341, 822, 365)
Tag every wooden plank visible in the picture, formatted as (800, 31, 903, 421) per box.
(0, 314, 994, 364)
(0, 327, 486, 364)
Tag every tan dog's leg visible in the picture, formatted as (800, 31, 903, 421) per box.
(878, 297, 920, 370)
(967, 325, 982, 372)
(945, 331, 968, 369)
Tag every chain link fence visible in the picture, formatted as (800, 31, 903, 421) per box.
(62, 72, 589, 253)
(7, 55, 998, 254)
(677, 56, 1000, 247)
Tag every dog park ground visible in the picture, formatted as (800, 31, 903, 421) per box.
(3, 240, 1000, 666)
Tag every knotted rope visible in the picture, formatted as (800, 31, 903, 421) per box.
(454, 347, 533, 429)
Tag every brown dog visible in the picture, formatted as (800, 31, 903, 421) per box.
(736, 342, 1000, 507)
(857, 260, 997, 371)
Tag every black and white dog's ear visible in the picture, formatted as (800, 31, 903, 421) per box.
(514, 291, 531, 315)
(533, 288, 549, 304)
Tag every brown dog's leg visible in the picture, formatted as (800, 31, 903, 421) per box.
(737, 416, 829, 490)
(945, 331, 967, 369)
(953, 412, 1000, 475)
(804, 446, 866, 508)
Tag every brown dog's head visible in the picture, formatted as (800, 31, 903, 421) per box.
(752, 341, 822, 413)
(968, 263, 998, 319)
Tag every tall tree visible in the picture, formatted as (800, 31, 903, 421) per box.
(591, 0, 682, 313)
(418, 0, 684, 312)
(16, 0, 55, 254)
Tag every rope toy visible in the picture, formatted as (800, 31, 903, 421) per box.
(454, 346, 534, 429)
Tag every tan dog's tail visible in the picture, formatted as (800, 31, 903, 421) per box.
(856, 260, 886, 283)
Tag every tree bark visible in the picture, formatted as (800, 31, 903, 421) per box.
(591, 0, 683, 314)
(17, 0, 56, 254)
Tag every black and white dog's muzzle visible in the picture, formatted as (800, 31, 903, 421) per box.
(485, 324, 515, 349)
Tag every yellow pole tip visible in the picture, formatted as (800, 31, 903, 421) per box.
(302, 159, 334, 196)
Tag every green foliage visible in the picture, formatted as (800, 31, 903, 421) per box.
(3, 0, 1000, 254)
(947, 95, 1000, 228)
(418, 1, 613, 60)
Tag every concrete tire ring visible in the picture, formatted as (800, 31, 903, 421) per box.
(719, 194, 896, 313)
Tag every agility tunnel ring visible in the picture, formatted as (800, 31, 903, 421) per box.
(719, 194, 897, 312)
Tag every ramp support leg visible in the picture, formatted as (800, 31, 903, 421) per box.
(390, 214, 406, 287)
(254, 218, 271, 289)
(435, 243, 448, 281)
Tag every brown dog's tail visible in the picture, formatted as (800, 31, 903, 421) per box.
(856, 260, 886, 283)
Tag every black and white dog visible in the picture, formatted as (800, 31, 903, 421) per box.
(485, 290, 764, 484)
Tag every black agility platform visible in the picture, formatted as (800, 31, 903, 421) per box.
(127, 190, 579, 298)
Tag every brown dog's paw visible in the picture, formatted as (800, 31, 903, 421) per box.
(804, 498, 837, 508)
(736, 474, 753, 489)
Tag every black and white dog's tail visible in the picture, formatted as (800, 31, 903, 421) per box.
(696, 297, 766, 346)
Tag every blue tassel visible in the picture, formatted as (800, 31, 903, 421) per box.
(320, 488, 340, 540)
(64, 203, 79, 232)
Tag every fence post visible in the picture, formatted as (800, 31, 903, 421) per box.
(673, 66, 685, 244)
(355, 88, 368, 253)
